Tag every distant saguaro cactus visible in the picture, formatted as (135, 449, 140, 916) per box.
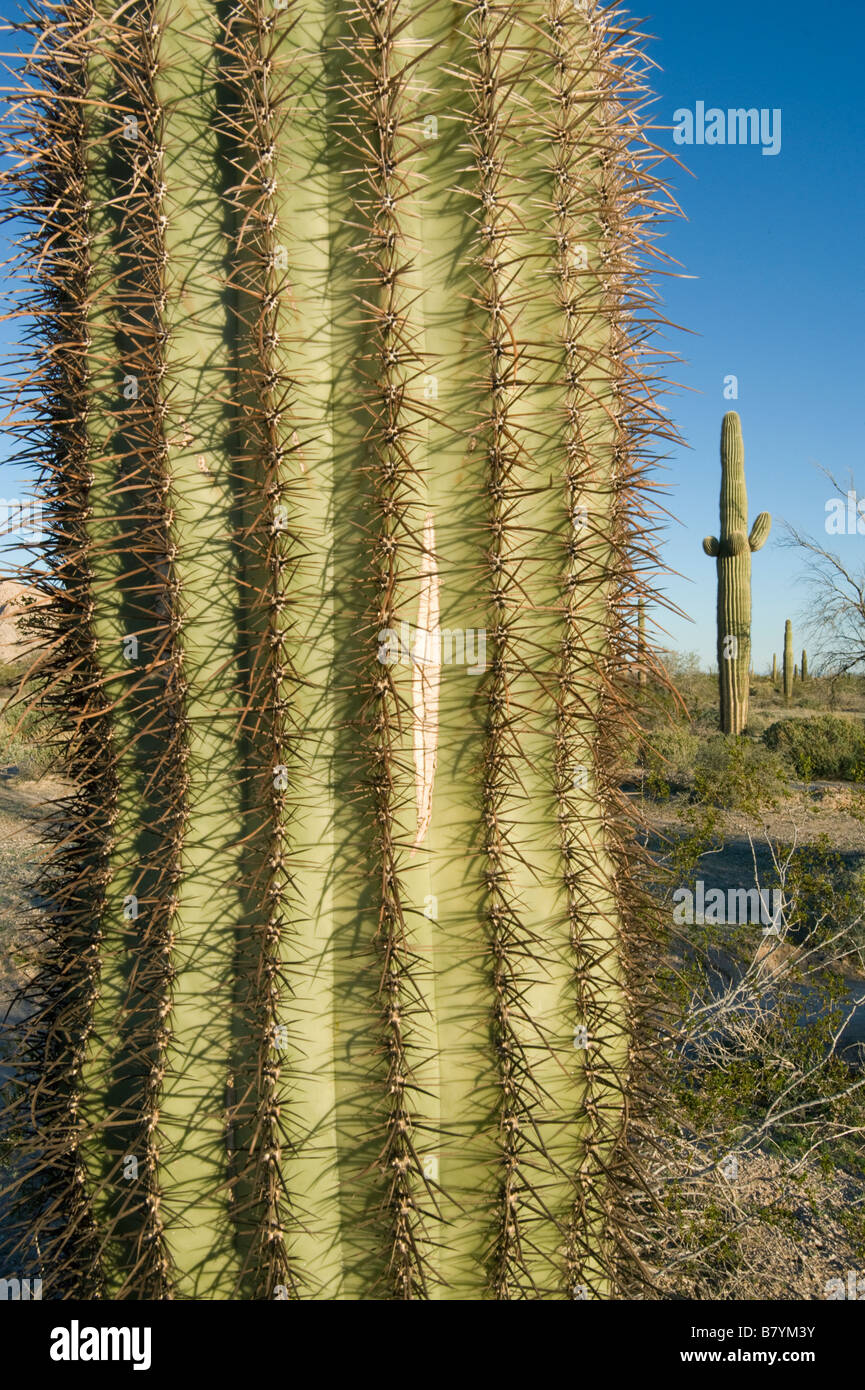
(637, 598, 647, 686)
(702, 413, 771, 734)
(784, 620, 794, 704)
(772, 653, 777, 684)
(801, 648, 808, 681)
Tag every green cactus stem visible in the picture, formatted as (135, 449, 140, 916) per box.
(702, 412, 771, 735)
(637, 598, 648, 686)
(784, 620, 794, 705)
(2, 0, 678, 1300)
(801, 648, 808, 681)
(772, 653, 777, 684)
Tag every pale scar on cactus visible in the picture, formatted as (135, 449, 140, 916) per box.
(1, 0, 679, 1298)
(411, 513, 440, 852)
(702, 412, 771, 736)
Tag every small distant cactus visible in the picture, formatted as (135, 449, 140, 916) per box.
(772, 653, 778, 684)
(801, 648, 808, 681)
(784, 620, 794, 704)
(702, 413, 771, 735)
(637, 598, 648, 686)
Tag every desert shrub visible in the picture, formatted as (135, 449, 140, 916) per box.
(758, 834, 865, 957)
(0, 662, 29, 689)
(763, 715, 865, 781)
(0, 700, 54, 780)
(693, 734, 789, 814)
(656, 650, 718, 719)
(639, 723, 701, 798)
(659, 736, 789, 881)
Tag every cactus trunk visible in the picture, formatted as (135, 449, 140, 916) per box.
(772, 653, 777, 684)
(636, 598, 648, 686)
(801, 648, 808, 681)
(702, 413, 770, 736)
(3, 0, 674, 1299)
(784, 620, 794, 705)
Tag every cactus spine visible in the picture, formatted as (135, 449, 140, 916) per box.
(2, 0, 676, 1299)
(702, 413, 771, 735)
(784, 620, 794, 704)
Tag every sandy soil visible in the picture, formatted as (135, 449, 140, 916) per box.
(654, 1150, 865, 1301)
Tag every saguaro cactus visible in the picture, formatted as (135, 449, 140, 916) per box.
(2, 0, 676, 1300)
(772, 653, 778, 684)
(784, 620, 794, 704)
(801, 648, 808, 682)
(637, 597, 648, 686)
(702, 413, 771, 735)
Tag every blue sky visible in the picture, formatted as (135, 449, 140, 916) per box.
(1, 0, 863, 669)
(647, 0, 865, 667)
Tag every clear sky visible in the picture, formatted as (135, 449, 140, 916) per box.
(1, 0, 863, 670)
(647, 0, 865, 668)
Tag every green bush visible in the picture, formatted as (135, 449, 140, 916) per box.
(0, 698, 54, 780)
(0, 662, 29, 689)
(771, 835, 865, 956)
(763, 715, 865, 781)
(693, 734, 789, 813)
(639, 723, 701, 798)
(657, 650, 718, 719)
